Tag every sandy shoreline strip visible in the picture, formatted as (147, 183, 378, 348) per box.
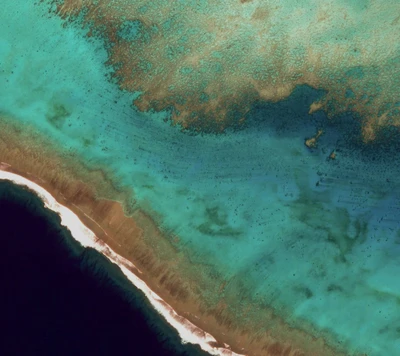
(0, 166, 242, 356)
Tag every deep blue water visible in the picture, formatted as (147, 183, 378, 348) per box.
(0, 181, 206, 356)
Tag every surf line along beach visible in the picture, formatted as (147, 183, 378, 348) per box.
(0, 164, 242, 356)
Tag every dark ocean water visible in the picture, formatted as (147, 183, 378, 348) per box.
(0, 181, 206, 356)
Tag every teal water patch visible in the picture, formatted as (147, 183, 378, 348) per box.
(1, 2, 400, 355)
(117, 20, 143, 41)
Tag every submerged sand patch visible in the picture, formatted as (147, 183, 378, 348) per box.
(0, 119, 344, 355)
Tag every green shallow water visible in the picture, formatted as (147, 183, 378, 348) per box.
(1, 1, 400, 355)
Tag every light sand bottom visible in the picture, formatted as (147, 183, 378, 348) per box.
(0, 120, 345, 356)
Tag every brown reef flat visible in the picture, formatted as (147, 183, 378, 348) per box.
(48, 0, 400, 139)
(0, 118, 348, 355)
(304, 129, 323, 149)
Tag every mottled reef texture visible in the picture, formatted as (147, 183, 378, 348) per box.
(46, 0, 399, 139)
(0, 119, 351, 355)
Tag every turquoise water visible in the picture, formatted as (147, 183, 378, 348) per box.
(1, 1, 400, 354)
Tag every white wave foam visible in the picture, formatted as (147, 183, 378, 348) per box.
(0, 168, 245, 356)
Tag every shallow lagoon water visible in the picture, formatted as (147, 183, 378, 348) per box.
(1, 1, 400, 355)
